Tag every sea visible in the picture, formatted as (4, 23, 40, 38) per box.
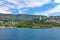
(0, 28, 60, 40)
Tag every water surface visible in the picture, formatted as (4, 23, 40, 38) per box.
(0, 28, 60, 40)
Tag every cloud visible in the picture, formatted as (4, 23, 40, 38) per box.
(21, 0, 51, 8)
(0, 6, 11, 14)
(0, 0, 52, 14)
(5, 0, 51, 8)
(0, 0, 60, 16)
(54, 0, 60, 3)
(42, 5, 60, 16)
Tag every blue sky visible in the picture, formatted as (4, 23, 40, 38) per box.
(0, 0, 60, 16)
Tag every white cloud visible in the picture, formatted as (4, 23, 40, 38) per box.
(0, 6, 11, 14)
(42, 5, 60, 16)
(54, 0, 60, 3)
(0, 0, 51, 14)
(5, 0, 18, 4)
(22, 0, 51, 7)
(0, 1, 4, 5)
(1, 0, 59, 15)
(5, 0, 51, 8)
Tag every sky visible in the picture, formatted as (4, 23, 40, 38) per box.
(0, 0, 60, 16)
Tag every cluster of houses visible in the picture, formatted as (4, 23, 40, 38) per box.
(0, 19, 18, 27)
(45, 16, 60, 23)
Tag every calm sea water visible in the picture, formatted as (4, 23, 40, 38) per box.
(0, 28, 60, 40)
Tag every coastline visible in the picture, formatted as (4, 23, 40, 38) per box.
(0, 26, 60, 28)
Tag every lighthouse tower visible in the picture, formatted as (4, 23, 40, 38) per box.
(40, 13, 41, 20)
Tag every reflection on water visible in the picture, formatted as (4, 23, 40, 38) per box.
(0, 28, 60, 40)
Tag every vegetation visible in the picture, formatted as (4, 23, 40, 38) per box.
(0, 13, 60, 28)
(15, 18, 60, 28)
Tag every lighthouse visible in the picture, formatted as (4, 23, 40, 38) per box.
(40, 13, 41, 20)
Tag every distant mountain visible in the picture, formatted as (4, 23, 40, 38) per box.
(0, 13, 60, 23)
(0, 13, 47, 22)
(0, 13, 15, 16)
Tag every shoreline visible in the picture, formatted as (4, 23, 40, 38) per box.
(0, 26, 60, 28)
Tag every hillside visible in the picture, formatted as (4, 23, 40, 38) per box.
(0, 13, 60, 28)
(0, 13, 46, 22)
